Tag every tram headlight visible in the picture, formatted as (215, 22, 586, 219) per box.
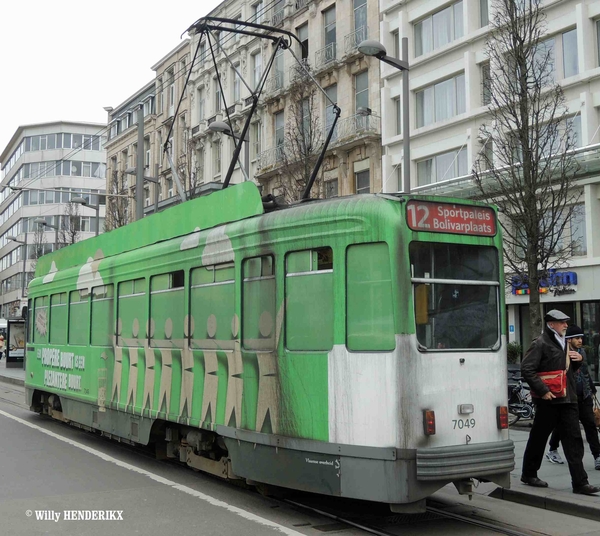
(423, 409, 436, 436)
(496, 406, 509, 429)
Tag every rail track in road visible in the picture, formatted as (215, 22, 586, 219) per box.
(282, 497, 537, 536)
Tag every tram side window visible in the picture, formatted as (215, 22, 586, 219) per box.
(117, 278, 146, 347)
(150, 271, 184, 348)
(49, 293, 67, 345)
(68, 289, 89, 345)
(346, 243, 395, 351)
(285, 248, 334, 351)
(243, 256, 276, 351)
(33, 296, 49, 344)
(27, 299, 33, 343)
(91, 284, 114, 347)
(190, 263, 235, 348)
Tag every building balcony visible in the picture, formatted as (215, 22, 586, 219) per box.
(328, 113, 381, 147)
(289, 61, 311, 84)
(264, 72, 285, 95)
(256, 113, 381, 176)
(295, 0, 308, 10)
(273, 8, 285, 26)
(315, 43, 337, 71)
(344, 26, 368, 55)
(257, 145, 286, 173)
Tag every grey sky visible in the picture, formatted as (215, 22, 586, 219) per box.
(0, 0, 221, 158)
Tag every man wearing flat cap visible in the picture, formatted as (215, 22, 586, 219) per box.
(520, 309, 600, 495)
(546, 324, 600, 469)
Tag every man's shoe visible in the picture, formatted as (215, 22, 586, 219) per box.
(521, 476, 548, 487)
(545, 450, 564, 464)
(595, 456, 600, 470)
(573, 484, 600, 495)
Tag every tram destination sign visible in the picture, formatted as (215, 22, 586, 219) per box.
(406, 200, 496, 236)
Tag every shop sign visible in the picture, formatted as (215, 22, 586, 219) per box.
(511, 269, 578, 296)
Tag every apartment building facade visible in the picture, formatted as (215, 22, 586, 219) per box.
(104, 40, 203, 225)
(255, 0, 383, 198)
(0, 121, 107, 318)
(184, 0, 383, 199)
(379, 0, 600, 376)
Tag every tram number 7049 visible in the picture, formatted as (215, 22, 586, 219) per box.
(452, 418, 476, 429)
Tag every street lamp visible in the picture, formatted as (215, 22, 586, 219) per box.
(208, 121, 250, 182)
(6, 234, 28, 303)
(358, 38, 410, 194)
(125, 165, 160, 215)
(33, 218, 59, 250)
(71, 196, 100, 236)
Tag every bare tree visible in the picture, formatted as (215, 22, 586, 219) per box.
(178, 138, 206, 200)
(59, 202, 81, 246)
(472, 0, 581, 338)
(30, 222, 47, 270)
(277, 67, 324, 203)
(105, 170, 131, 231)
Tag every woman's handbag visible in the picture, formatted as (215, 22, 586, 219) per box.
(530, 370, 567, 398)
(593, 395, 600, 428)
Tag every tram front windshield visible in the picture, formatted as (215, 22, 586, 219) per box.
(410, 242, 500, 351)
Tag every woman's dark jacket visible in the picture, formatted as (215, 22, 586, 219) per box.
(521, 325, 581, 404)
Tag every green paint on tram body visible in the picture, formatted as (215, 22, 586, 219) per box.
(25, 182, 504, 446)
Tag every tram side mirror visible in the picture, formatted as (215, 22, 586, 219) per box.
(21, 306, 28, 319)
(415, 284, 429, 325)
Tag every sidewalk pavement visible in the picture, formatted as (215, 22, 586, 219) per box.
(1, 363, 599, 521)
(0, 357, 25, 386)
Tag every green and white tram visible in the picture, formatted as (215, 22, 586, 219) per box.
(26, 182, 514, 512)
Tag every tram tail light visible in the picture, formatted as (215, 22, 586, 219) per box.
(497, 406, 509, 429)
(423, 410, 436, 436)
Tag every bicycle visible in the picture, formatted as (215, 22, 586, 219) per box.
(508, 376, 535, 426)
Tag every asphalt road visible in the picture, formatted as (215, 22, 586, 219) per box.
(2, 383, 600, 536)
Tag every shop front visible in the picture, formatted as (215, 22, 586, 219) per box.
(506, 265, 600, 381)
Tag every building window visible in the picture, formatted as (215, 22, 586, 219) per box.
(562, 28, 578, 78)
(416, 73, 466, 127)
(197, 88, 205, 122)
(355, 169, 370, 194)
(355, 71, 369, 112)
(325, 179, 338, 198)
(323, 5, 337, 62)
(354, 0, 367, 44)
(325, 84, 338, 139)
(214, 79, 222, 112)
(252, 1, 263, 24)
(298, 23, 309, 60)
(415, 1, 463, 57)
(252, 52, 262, 90)
(481, 62, 491, 105)
(392, 30, 400, 59)
(570, 204, 586, 256)
(252, 122, 262, 158)
(480, 0, 489, 27)
(213, 140, 221, 176)
(233, 65, 241, 102)
(395, 97, 402, 135)
(275, 111, 285, 160)
(416, 147, 468, 186)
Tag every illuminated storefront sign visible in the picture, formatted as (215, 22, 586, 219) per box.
(511, 269, 578, 296)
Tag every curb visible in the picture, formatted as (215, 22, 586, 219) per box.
(0, 375, 25, 387)
(490, 487, 600, 522)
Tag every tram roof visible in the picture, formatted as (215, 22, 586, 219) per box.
(33, 183, 495, 278)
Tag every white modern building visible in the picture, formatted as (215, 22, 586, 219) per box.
(379, 0, 600, 377)
(0, 121, 107, 318)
